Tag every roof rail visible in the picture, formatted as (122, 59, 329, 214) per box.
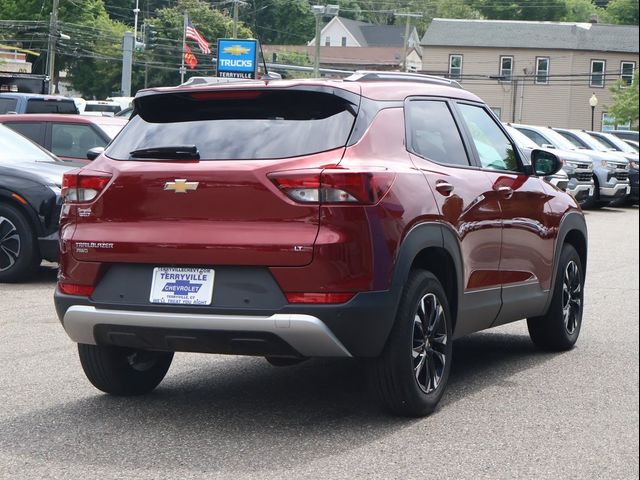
(344, 71, 463, 89)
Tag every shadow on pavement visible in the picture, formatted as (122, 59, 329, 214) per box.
(0, 331, 557, 472)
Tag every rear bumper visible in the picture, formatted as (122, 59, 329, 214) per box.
(62, 305, 352, 357)
(55, 288, 398, 358)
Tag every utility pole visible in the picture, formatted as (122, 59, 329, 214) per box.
(311, 4, 339, 78)
(395, 12, 421, 72)
(231, 0, 247, 39)
(121, 32, 134, 96)
(46, 0, 60, 94)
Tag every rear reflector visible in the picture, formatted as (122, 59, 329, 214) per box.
(268, 168, 395, 205)
(285, 293, 355, 304)
(62, 171, 112, 203)
(59, 283, 95, 297)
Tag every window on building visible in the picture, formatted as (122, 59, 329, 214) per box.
(590, 60, 605, 87)
(490, 107, 502, 119)
(341, 36, 347, 47)
(324, 37, 330, 46)
(535, 57, 549, 84)
(500, 56, 513, 82)
(621, 61, 636, 86)
(449, 54, 462, 80)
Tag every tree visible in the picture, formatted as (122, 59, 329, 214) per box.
(608, 69, 639, 127)
(562, 0, 605, 22)
(601, 0, 639, 24)
(473, 0, 569, 21)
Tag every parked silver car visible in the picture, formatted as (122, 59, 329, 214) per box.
(506, 124, 594, 206)
(512, 124, 629, 209)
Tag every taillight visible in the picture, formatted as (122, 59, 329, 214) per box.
(58, 282, 95, 297)
(62, 172, 112, 203)
(268, 168, 395, 205)
(285, 292, 355, 304)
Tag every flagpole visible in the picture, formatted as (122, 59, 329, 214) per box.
(180, 12, 187, 84)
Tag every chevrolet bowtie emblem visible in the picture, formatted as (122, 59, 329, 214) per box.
(164, 179, 199, 193)
(223, 45, 250, 56)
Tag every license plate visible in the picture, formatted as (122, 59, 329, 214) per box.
(626, 185, 631, 194)
(589, 186, 595, 196)
(150, 267, 215, 305)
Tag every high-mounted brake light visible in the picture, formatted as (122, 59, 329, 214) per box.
(62, 172, 112, 203)
(268, 168, 396, 205)
(190, 91, 263, 101)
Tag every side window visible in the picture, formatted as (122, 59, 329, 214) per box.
(517, 128, 549, 147)
(457, 104, 519, 172)
(556, 131, 586, 149)
(4, 122, 46, 146)
(0, 98, 18, 114)
(407, 100, 470, 167)
(51, 123, 106, 158)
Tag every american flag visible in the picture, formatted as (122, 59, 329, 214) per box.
(186, 20, 210, 55)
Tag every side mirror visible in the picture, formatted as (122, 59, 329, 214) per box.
(531, 149, 562, 176)
(86, 147, 105, 161)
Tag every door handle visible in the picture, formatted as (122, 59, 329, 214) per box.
(496, 186, 514, 199)
(435, 180, 454, 196)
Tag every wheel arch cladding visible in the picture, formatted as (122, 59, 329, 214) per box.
(391, 223, 463, 334)
(545, 211, 588, 313)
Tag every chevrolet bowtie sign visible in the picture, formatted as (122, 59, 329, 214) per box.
(216, 39, 258, 79)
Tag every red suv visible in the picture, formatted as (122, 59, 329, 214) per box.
(54, 72, 587, 416)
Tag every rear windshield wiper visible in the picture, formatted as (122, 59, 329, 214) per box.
(129, 145, 200, 159)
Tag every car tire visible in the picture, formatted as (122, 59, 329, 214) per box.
(527, 244, 584, 351)
(0, 203, 41, 283)
(78, 344, 173, 396)
(370, 270, 453, 417)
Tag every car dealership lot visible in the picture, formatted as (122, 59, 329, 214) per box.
(0, 207, 638, 480)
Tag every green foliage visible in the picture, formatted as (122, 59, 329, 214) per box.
(601, 0, 639, 24)
(608, 69, 639, 127)
(473, 0, 569, 21)
(561, 0, 605, 22)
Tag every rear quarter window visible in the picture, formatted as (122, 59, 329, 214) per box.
(105, 90, 358, 160)
(0, 97, 18, 114)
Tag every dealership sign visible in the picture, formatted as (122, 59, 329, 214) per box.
(216, 39, 258, 79)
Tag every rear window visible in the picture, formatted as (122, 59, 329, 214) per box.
(85, 104, 121, 113)
(105, 90, 358, 160)
(26, 98, 78, 114)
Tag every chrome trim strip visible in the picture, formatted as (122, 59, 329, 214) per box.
(63, 306, 352, 357)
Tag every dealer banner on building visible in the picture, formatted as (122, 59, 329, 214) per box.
(216, 39, 258, 79)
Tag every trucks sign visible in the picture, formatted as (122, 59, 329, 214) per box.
(216, 39, 258, 79)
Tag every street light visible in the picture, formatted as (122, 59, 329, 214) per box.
(589, 93, 598, 131)
(312, 4, 339, 78)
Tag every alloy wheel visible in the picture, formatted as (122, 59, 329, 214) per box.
(562, 260, 582, 335)
(412, 293, 448, 394)
(0, 216, 21, 273)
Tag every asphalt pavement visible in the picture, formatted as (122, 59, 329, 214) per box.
(0, 207, 638, 480)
